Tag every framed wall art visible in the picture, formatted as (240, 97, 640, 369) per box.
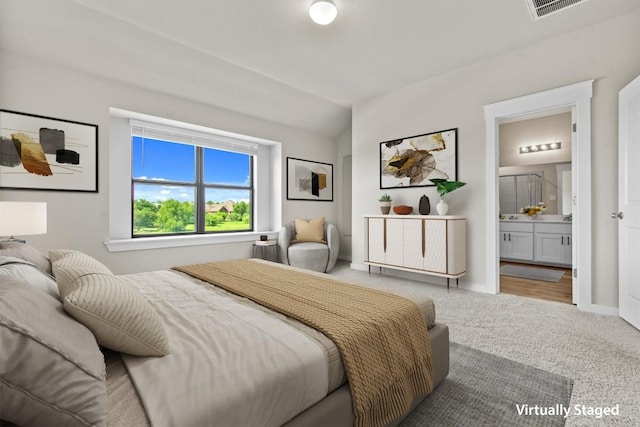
(286, 157, 333, 201)
(380, 128, 458, 189)
(0, 109, 98, 192)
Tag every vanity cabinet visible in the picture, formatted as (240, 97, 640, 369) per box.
(499, 222, 534, 262)
(499, 221, 572, 267)
(364, 215, 466, 281)
(534, 223, 572, 265)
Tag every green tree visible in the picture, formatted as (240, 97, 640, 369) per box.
(233, 201, 249, 217)
(133, 199, 158, 231)
(155, 199, 193, 232)
(205, 213, 220, 227)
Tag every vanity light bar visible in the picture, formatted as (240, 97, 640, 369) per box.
(519, 142, 561, 154)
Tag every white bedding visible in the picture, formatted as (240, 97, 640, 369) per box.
(120, 270, 329, 427)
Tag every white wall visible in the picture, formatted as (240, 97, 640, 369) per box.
(351, 10, 640, 307)
(0, 51, 338, 274)
(499, 113, 572, 167)
(336, 126, 353, 260)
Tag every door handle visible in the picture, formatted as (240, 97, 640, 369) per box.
(561, 236, 564, 245)
(567, 236, 570, 245)
(611, 212, 624, 219)
(508, 233, 511, 241)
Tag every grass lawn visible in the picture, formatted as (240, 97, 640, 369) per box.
(134, 221, 250, 235)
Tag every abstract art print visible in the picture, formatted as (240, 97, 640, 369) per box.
(286, 157, 333, 201)
(380, 128, 458, 189)
(0, 110, 98, 192)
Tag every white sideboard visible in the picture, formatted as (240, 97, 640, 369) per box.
(364, 215, 466, 288)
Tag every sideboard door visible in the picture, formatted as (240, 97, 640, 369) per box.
(423, 220, 447, 274)
(367, 218, 386, 264)
(384, 218, 404, 267)
(403, 219, 424, 270)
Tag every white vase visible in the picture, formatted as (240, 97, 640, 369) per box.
(436, 198, 449, 215)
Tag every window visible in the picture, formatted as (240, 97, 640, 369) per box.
(131, 121, 255, 237)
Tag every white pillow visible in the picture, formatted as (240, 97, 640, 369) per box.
(0, 256, 59, 299)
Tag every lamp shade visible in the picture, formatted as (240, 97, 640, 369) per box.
(0, 202, 47, 238)
(309, 0, 337, 25)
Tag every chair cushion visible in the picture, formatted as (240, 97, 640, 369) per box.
(293, 217, 326, 243)
(288, 242, 329, 272)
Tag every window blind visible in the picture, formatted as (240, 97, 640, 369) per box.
(130, 119, 258, 156)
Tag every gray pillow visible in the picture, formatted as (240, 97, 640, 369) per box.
(0, 279, 107, 427)
(0, 256, 59, 299)
(0, 241, 52, 274)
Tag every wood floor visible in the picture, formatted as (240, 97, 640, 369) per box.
(499, 261, 573, 305)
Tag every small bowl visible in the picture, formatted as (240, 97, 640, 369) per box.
(393, 205, 413, 215)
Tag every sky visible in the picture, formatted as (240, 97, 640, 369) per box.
(132, 137, 251, 203)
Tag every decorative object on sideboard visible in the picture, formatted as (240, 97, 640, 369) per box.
(378, 193, 392, 214)
(393, 205, 413, 215)
(0, 201, 47, 242)
(0, 109, 98, 192)
(379, 128, 458, 189)
(419, 195, 431, 215)
(430, 179, 467, 216)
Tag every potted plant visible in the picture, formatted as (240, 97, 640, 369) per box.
(379, 193, 392, 214)
(429, 179, 467, 215)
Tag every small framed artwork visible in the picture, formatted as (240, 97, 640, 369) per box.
(380, 128, 458, 189)
(286, 157, 333, 201)
(0, 109, 98, 192)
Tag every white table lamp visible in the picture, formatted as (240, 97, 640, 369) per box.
(0, 201, 47, 242)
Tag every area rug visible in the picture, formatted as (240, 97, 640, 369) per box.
(400, 342, 573, 426)
(500, 264, 565, 282)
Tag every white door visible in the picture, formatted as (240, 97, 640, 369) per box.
(618, 75, 640, 330)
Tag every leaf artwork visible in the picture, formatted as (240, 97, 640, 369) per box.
(382, 133, 449, 185)
(380, 128, 457, 189)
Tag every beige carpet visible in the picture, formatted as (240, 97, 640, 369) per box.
(329, 261, 640, 427)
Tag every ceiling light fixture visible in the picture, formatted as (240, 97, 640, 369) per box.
(519, 142, 562, 154)
(309, 0, 337, 25)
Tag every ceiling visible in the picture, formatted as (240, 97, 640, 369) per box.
(2, 0, 640, 138)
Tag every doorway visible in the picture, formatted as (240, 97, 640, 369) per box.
(497, 110, 574, 304)
(484, 81, 593, 310)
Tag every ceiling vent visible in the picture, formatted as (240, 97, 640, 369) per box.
(525, 0, 590, 20)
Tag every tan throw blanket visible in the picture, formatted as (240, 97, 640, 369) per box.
(173, 259, 433, 427)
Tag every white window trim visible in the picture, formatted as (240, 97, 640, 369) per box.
(105, 108, 282, 252)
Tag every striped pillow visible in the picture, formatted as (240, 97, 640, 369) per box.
(63, 273, 170, 357)
(50, 249, 169, 357)
(50, 250, 113, 299)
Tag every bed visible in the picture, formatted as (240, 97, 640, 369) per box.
(0, 242, 449, 427)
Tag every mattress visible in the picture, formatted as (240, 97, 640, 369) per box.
(106, 266, 443, 427)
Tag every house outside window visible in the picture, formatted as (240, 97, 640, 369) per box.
(130, 121, 256, 238)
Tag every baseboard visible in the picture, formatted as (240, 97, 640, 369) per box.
(350, 262, 491, 293)
(580, 303, 619, 317)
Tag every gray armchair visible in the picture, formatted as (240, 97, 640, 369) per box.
(278, 220, 339, 273)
